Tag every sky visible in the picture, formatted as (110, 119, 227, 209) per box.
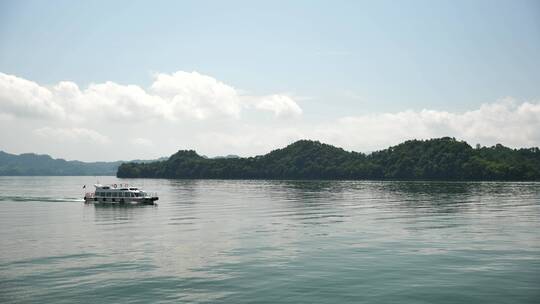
(0, 0, 539, 161)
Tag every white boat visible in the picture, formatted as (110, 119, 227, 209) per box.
(84, 184, 158, 205)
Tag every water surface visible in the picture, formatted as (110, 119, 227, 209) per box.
(0, 177, 539, 303)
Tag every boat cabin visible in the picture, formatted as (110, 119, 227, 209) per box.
(93, 184, 150, 198)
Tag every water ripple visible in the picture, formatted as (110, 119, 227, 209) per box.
(0, 177, 539, 303)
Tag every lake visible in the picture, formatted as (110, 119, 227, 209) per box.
(0, 177, 539, 303)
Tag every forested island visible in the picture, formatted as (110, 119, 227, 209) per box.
(117, 137, 540, 180)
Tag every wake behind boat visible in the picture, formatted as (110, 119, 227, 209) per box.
(84, 184, 158, 205)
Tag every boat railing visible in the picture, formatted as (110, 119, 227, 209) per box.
(84, 191, 157, 199)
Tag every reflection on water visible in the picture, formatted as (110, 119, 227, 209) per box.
(0, 177, 539, 304)
(91, 204, 157, 224)
(380, 180, 480, 194)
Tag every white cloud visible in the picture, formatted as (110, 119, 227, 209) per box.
(151, 71, 242, 120)
(0, 71, 302, 122)
(33, 127, 110, 144)
(0, 73, 65, 119)
(252, 95, 303, 117)
(181, 99, 540, 158)
(1, 71, 539, 161)
(81, 81, 172, 122)
(309, 98, 540, 152)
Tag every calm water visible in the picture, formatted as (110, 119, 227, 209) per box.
(0, 177, 539, 303)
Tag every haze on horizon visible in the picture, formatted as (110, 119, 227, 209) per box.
(0, 0, 539, 162)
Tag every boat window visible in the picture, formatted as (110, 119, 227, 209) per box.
(102, 186, 110, 189)
(118, 192, 123, 198)
(130, 193, 135, 198)
(106, 192, 111, 197)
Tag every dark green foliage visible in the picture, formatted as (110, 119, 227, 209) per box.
(368, 137, 473, 179)
(117, 138, 540, 180)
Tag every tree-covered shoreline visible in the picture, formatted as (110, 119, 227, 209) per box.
(117, 138, 540, 181)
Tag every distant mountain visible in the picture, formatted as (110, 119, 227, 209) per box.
(202, 154, 241, 159)
(0, 151, 166, 176)
(117, 138, 540, 180)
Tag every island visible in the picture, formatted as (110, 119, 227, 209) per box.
(117, 137, 540, 180)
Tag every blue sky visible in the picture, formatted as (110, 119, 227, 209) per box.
(0, 0, 539, 160)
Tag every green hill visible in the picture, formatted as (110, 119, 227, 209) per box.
(117, 137, 540, 180)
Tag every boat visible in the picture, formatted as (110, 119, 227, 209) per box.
(84, 183, 158, 205)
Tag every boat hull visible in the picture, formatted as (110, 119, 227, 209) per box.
(84, 196, 158, 205)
